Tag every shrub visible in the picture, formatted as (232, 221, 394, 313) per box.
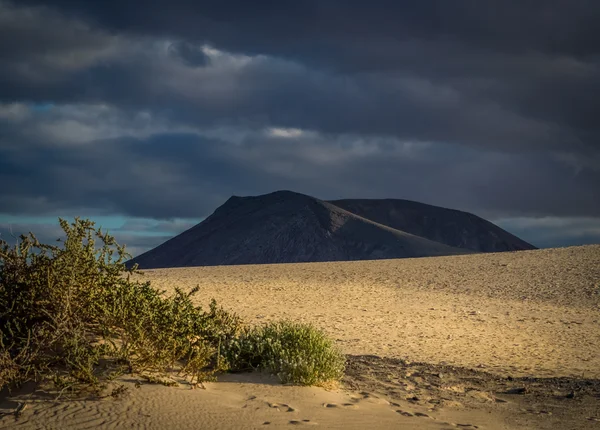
(0, 218, 242, 392)
(227, 321, 345, 386)
(0, 218, 345, 392)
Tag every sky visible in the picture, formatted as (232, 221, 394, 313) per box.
(1, 0, 599, 256)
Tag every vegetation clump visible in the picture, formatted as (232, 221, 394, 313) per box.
(0, 218, 344, 394)
(227, 321, 346, 385)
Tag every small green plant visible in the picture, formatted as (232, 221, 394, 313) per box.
(227, 321, 345, 386)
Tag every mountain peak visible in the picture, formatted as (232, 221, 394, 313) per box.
(128, 191, 533, 269)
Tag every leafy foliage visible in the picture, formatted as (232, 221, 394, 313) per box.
(0, 218, 344, 393)
(227, 321, 345, 386)
(0, 218, 242, 392)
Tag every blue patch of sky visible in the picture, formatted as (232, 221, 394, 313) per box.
(29, 102, 55, 112)
(0, 215, 200, 238)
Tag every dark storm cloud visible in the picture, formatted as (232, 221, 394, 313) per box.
(494, 217, 600, 249)
(2, 0, 599, 155)
(0, 1, 118, 101)
(1, 105, 599, 220)
(0, 132, 252, 218)
(168, 41, 211, 68)
(1, 0, 600, 249)
(20, 1, 600, 58)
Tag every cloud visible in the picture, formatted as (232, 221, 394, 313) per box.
(2, 1, 597, 161)
(0, 1, 122, 101)
(167, 40, 211, 68)
(494, 217, 600, 249)
(22, 1, 599, 58)
(267, 127, 306, 139)
(1, 101, 599, 223)
(1, 1, 599, 248)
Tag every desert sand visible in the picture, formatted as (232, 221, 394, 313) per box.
(2, 245, 599, 429)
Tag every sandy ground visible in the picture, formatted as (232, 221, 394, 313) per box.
(141, 245, 600, 378)
(0, 371, 527, 430)
(2, 245, 599, 429)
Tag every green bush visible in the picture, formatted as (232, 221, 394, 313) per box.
(0, 218, 345, 393)
(0, 218, 242, 392)
(227, 321, 345, 386)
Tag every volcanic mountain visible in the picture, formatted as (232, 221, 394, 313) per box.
(128, 190, 535, 269)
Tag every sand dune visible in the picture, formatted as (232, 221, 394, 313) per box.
(2, 371, 519, 430)
(2, 245, 599, 429)
(138, 245, 600, 378)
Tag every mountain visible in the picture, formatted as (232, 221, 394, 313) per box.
(128, 191, 474, 269)
(328, 199, 536, 253)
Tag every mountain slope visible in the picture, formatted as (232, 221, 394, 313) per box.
(329, 198, 536, 253)
(128, 191, 472, 269)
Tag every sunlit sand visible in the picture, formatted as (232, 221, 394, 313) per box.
(3, 245, 599, 429)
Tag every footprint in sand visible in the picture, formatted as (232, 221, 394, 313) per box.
(396, 410, 434, 419)
(359, 391, 377, 399)
(395, 410, 475, 429)
(267, 402, 296, 412)
(322, 403, 358, 409)
(289, 419, 316, 425)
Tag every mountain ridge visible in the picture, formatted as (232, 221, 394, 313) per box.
(129, 191, 475, 268)
(128, 190, 534, 269)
